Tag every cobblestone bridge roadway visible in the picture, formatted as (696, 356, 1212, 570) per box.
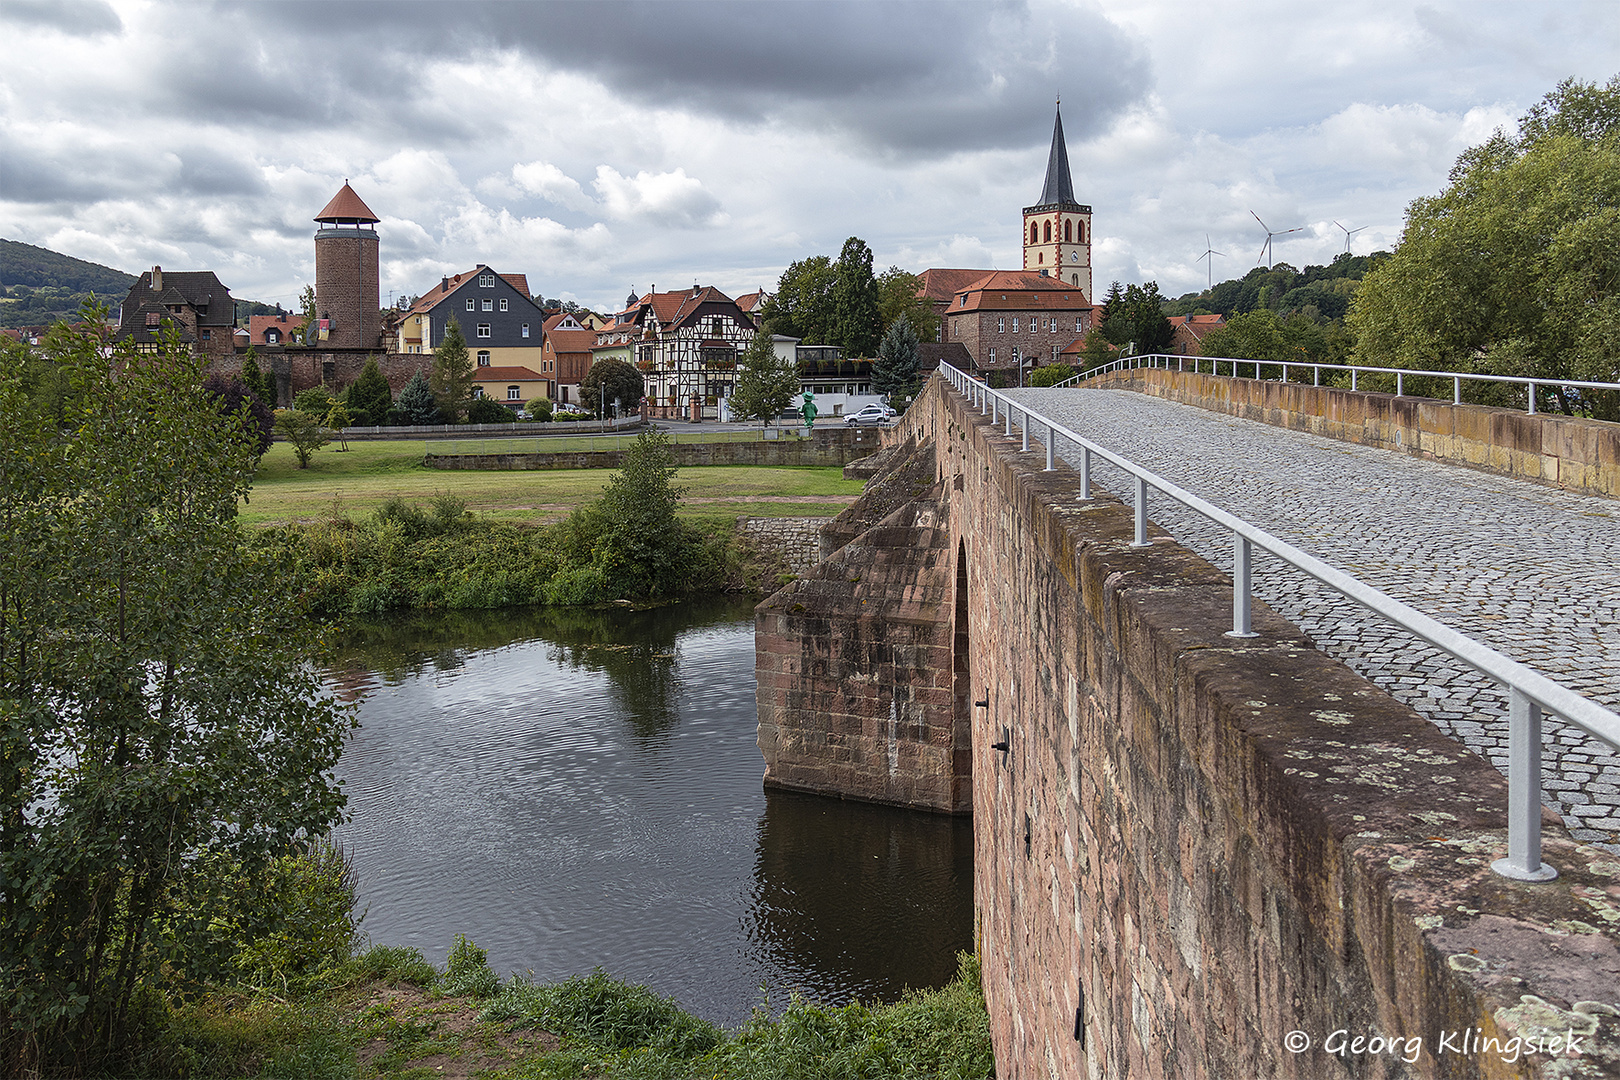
(1005, 387, 1620, 850)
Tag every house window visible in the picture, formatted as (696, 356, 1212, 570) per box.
(479, 274, 495, 288)
(482, 299, 493, 311)
(415, 316, 421, 324)
(1012, 318, 1019, 333)
(997, 316, 1005, 333)
(477, 350, 491, 366)
(477, 323, 491, 338)
(500, 298, 509, 311)
(466, 299, 475, 311)
(988, 347, 996, 364)
(1076, 316, 1084, 332)
(266, 330, 279, 344)
(522, 323, 529, 338)
(507, 386, 520, 401)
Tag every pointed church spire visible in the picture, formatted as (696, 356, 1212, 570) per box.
(1037, 104, 1077, 208)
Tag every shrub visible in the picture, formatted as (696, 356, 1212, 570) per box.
(468, 396, 518, 424)
(526, 397, 554, 421)
(1028, 362, 1075, 387)
(433, 934, 500, 999)
(293, 384, 336, 414)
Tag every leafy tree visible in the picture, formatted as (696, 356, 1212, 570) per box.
(730, 331, 800, 427)
(344, 356, 393, 425)
(467, 396, 518, 424)
(430, 318, 477, 424)
(391, 370, 441, 426)
(1098, 281, 1124, 327)
(876, 266, 940, 343)
(830, 237, 883, 356)
(1349, 75, 1620, 418)
(1199, 309, 1335, 365)
(202, 372, 274, 456)
(1079, 329, 1115, 370)
(0, 306, 350, 1075)
(273, 408, 329, 468)
(580, 357, 645, 415)
(325, 401, 352, 451)
(760, 255, 837, 342)
(873, 313, 920, 405)
(526, 396, 554, 422)
(593, 428, 695, 599)
(1099, 282, 1174, 353)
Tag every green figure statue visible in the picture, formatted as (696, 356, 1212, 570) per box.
(801, 391, 818, 430)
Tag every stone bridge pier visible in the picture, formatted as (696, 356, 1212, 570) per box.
(755, 374, 1620, 1079)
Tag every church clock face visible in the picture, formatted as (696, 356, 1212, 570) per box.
(1070, 251, 1079, 263)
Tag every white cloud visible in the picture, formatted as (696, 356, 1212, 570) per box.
(591, 166, 726, 228)
(509, 161, 592, 212)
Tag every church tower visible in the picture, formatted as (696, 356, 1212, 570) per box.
(1022, 104, 1092, 302)
(313, 181, 381, 349)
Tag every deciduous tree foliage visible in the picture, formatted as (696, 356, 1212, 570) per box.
(730, 330, 801, 426)
(876, 266, 940, 344)
(1349, 76, 1620, 417)
(1098, 281, 1174, 354)
(0, 309, 352, 1075)
(759, 255, 836, 343)
(830, 237, 883, 357)
(580, 356, 645, 415)
(431, 317, 477, 424)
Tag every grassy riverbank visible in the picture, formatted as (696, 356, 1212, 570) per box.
(129, 938, 993, 1079)
(245, 440, 863, 528)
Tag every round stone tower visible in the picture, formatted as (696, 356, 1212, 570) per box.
(313, 181, 380, 349)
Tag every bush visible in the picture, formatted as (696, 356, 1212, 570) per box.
(1028, 362, 1075, 387)
(293, 385, 336, 414)
(432, 934, 500, 999)
(526, 397, 554, 421)
(467, 396, 518, 424)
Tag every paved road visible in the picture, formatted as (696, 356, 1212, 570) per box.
(1005, 387, 1620, 850)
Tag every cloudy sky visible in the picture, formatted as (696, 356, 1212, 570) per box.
(1, 0, 1615, 313)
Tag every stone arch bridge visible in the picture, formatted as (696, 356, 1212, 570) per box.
(756, 368, 1620, 1079)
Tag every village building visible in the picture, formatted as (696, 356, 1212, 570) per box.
(393, 266, 545, 375)
(620, 286, 757, 420)
(114, 266, 236, 359)
(541, 312, 595, 406)
(247, 311, 301, 346)
(313, 182, 383, 349)
(943, 271, 1093, 380)
(471, 365, 549, 412)
(1168, 313, 1226, 355)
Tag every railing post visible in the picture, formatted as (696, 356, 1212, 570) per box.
(1005, 401, 1013, 437)
(1454, 377, 1461, 405)
(1079, 446, 1091, 499)
(1019, 406, 1027, 450)
(1132, 476, 1150, 547)
(1528, 382, 1538, 415)
(1044, 422, 1054, 471)
(1226, 532, 1258, 638)
(1492, 688, 1557, 881)
(1314, 365, 1320, 386)
(1396, 372, 1403, 397)
(1351, 369, 1358, 391)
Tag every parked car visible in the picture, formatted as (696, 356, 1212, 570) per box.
(845, 403, 896, 426)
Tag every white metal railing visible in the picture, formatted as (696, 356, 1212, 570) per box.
(938, 361, 1620, 882)
(1053, 353, 1620, 416)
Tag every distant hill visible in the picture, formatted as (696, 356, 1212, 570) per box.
(1163, 251, 1391, 323)
(0, 239, 137, 328)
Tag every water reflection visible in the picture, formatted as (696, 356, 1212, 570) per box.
(329, 601, 973, 1026)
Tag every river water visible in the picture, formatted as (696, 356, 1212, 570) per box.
(327, 598, 974, 1027)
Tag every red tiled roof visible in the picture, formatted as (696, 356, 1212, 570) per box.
(544, 327, 596, 353)
(500, 274, 530, 296)
(734, 290, 767, 313)
(916, 268, 995, 303)
(1168, 313, 1224, 340)
(949, 271, 1093, 314)
(248, 312, 300, 343)
(314, 182, 380, 224)
(472, 365, 544, 381)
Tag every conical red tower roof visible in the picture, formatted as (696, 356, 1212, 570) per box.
(314, 182, 379, 224)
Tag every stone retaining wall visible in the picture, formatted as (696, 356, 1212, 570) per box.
(426, 426, 880, 470)
(736, 517, 824, 578)
(1085, 367, 1620, 500)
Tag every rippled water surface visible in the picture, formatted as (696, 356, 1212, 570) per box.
(329, 599, 973, 1026)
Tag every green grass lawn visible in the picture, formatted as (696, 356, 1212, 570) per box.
(242, 440, 864, 527)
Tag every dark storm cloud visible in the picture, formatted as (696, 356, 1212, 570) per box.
(233, 0, 1152, 156)
(176, 147, 268, 196)
(0, 136, 146, 204)
(0, 0, 122, 37)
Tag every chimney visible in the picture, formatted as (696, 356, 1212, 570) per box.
(442, 277, 450, 293)
(151, 266, 162, 291)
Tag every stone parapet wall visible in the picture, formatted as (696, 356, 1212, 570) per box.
(772, 372, 1620, 1077)
(1085, 367, 1620, 501)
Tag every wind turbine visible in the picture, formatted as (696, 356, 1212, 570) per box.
(1251, 212, 1302, 269)
(1196, 234, 1225, 290)
(1334, 220, 1368, 254)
